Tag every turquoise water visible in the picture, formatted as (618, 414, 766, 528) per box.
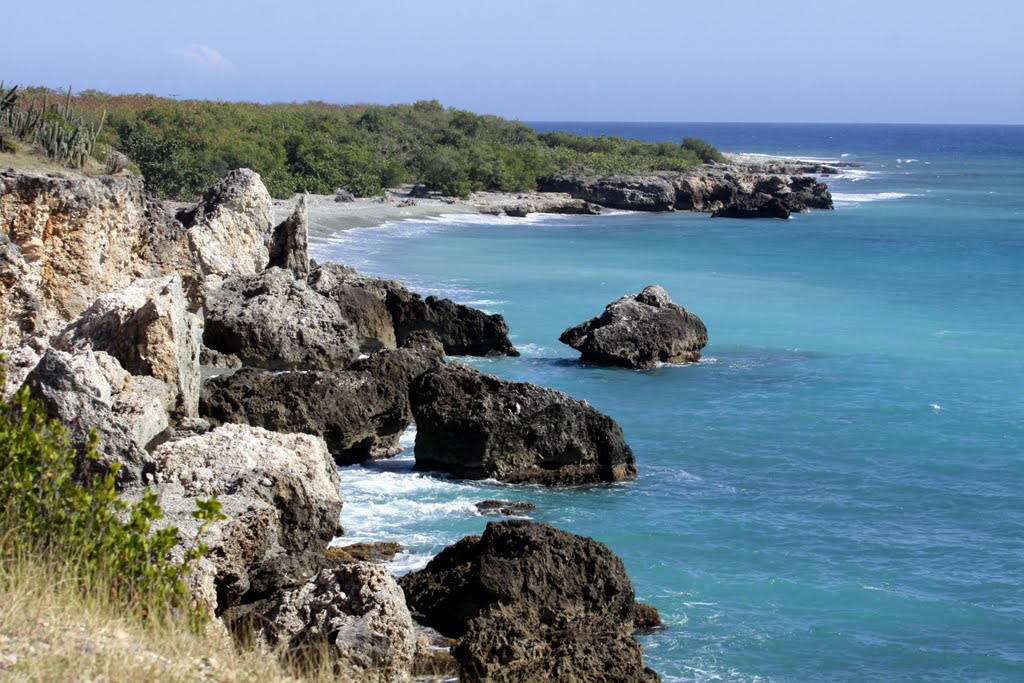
(319, 124, 1024, 682)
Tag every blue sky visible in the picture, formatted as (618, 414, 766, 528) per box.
(6, 0, 1022, 123)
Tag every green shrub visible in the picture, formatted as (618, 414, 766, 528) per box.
(0, 363, 221, 628)
(682, 136, 729, 164)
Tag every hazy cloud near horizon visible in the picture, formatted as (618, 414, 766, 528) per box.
(5, 0, 1023, 124)
(169, 44, 234, 72)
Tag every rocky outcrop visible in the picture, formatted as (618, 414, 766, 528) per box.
(54, 275, 201, 417)
(540, 173, 677, 212)
(0, 170, 197, 345)
(388, 289, 518, 357)
(200, 348, 441, 465)
(308, 262, 518, 357)
(475, 192, 602, 217)
(203, 268, 360, 371)
(178, 168, 273, 281)
(539, 167, 833, 219)
(308, 263, 399, 352)
(267, 195, 310, 278)
(409, 362, 636, 485)
(261, 563, 416, 683)
(151, 424, 343, 612)
(24, 348, 173, 484)
(400, 520, 657, 683)
(560, 285, 708, 368)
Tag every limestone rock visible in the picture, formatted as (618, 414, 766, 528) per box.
(262, 563, 416, 683)
(0, 170, 197, 345)
(540, 173, 677, 212)
(400, 520, 657, 683)
(308, 263, 399, 352)
(409, 362, 636, 485)
(203, 268, 360, 371)
(388, 288, 518, 357)
(308, 262, 517, 357)
(179, 169, 273, 280)
(54, 274, 201, 416)
(559, 285, 708, 368)
(268, 195, 310, 278)
(151, 424, 343, 610)
(200, 348, 440, 465)
(24, 348, 171, 484)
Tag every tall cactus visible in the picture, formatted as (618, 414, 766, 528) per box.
(1, 81, 108, 168)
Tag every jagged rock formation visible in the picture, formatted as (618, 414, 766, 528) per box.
(261, 563, 416, 683)
(200, 347, 441, 465)
(308, 262, 518, 357)
(560, 285, 708, 368)
(307, 264, 400, 352)
(54, 274, 201, 417)
(203, 268, 360, 371)
(400, 520, 658, 683)
(388, 288, 519, 356)
(24, 348, 174, 484)
(177, 168, 274, 280)
(409, 362, 636, 485)
(0, 170, 197, 345)
(150, 424, 343, 614)
(267, 194, 310, 278)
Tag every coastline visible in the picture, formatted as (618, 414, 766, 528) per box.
(276, 153, 845, 236)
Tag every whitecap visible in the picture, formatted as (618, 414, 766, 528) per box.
(833, 192, 918, 204)
(931, 403, 942, 411)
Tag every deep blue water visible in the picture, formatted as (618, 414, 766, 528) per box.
(318, 123, 1024, 682)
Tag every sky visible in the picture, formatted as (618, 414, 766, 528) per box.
(6, 0, 1023, 124)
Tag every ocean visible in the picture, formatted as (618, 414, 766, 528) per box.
(313, 123, 1024, 682)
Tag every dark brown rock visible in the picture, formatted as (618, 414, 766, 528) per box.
(200, 359, 429, 466)
(400, 521, 657, 683)
(633, 602, 662, 631)
(560, 285, 708, 369)
(388, 288, 519, 357)
(475, 500, 537, 517)
(409, 362, 637, 485)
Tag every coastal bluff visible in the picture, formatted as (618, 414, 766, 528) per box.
(1, 165, 662, 680)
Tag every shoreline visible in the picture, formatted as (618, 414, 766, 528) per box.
(275, 153, 847, 236)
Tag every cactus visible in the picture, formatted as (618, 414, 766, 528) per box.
(1, 81, 108, 168)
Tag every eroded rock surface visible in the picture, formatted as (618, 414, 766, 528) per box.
(400, 520, 657, 682)
(203, 268, 360, 371)
(150, 424, 343, 612)
(178, 169, 274, 280)
(410, 362, 636, 485)
(262, 563, 416, 683)
(24, 348, 172, 484)
(200, 362, 416, 466)
(54, 274, 201, 416)
(560, 285, 708, 368)
(268, 195, 310, 278)
(0, 171, 197, 345)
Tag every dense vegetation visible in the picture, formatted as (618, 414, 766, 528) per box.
(12, 86, 725, 200)
(0, 364, 220, 627)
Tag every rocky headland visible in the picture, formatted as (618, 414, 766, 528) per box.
(1, 163, 675, 680)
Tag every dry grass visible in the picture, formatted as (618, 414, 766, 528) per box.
(0, 139, 105, 175)
(0, 561, 336, 683)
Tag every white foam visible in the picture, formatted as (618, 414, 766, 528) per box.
(931, 403, 943, 412)
(833, 192, 918, 204)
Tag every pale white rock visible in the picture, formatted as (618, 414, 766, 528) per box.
(263, 563, 416, 683)
(182, 169, 274, 281)
(55, 274, 202, 417)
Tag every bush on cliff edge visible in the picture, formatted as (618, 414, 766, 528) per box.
(0, 362, 221, 628)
